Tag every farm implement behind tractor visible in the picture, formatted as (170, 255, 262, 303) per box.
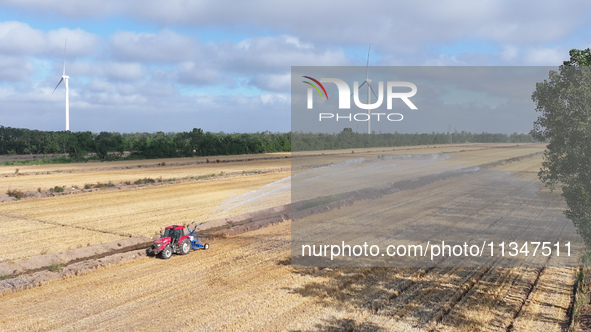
(146, 222, 209, 259)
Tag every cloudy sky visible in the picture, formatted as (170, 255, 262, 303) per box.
(0, 1, 589, 134)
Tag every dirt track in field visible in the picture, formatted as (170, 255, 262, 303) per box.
(0, 143, 582, 331)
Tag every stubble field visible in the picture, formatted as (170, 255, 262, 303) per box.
(0, 143, 582, 331)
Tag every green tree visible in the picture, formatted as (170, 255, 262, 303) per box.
(563, 48, 591, 66)
(95, 132, 124, 160)
(148, 132, 175, 158)
(531, 49, 591, 247)
(65, 131, 94, 159)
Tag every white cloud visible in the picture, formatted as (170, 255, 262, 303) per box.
(422, 55, 466, 66)
(172, 35, 350, 90)
(177, 61, 220, 86)
(229, 35, 350, 70)
(46, 28, 102, 57)
(0, 0, 124, 17)
(110, 29, 202, 62)
(260, 93, 289, 105)
(0, 21, 100, 57)
(68, 61, 145, 81)
(500, 45, 519, 62)
(103, 62, 145, 81)
(0, 55, 34, 81)
(523, 47, 566, 65)
(0, 21, 45, 55)
(2, 1, 591, 52)
(120, 1, 591, 54)
(249, 73, 290, 92)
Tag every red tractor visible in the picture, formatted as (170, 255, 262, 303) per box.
(147, 224, 209, 259)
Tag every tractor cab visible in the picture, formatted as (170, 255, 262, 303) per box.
(162, 225, 185, 243)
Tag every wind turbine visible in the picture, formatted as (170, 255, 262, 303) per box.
(52, 39, 70, 131)
(356, 44, 378, 134)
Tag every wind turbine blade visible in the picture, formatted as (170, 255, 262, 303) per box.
(62, 38, 67, 75)
(351, 81, 368, 97)
(52, 78, 64, 94)
(368, 83, 378, 100)
(365, 43, 371, 79)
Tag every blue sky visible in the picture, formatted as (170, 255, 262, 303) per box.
(0, 0, 590, 133)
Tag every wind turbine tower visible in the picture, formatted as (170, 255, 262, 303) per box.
(356, 44, 378, 134)
(53, 39, 70, 131)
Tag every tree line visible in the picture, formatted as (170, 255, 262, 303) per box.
(0, 125, 535, 160)
(0, 127, 291, 160)
(292, 129, 536, 151)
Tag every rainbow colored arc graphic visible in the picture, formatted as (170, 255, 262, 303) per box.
(302, 76, 328, 100)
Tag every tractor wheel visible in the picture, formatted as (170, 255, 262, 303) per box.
(180, 239, 191, 255)
(160, 245, 173, 259)
(203, 243, 210, 250)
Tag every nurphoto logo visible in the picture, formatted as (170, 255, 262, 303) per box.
(302, 76, 418, 122)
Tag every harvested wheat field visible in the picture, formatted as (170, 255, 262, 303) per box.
(0, 157, 291, 193)
(0, 143, 584, 331)
(0, 152, 291, 175)
(0, 171, 291, 261)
